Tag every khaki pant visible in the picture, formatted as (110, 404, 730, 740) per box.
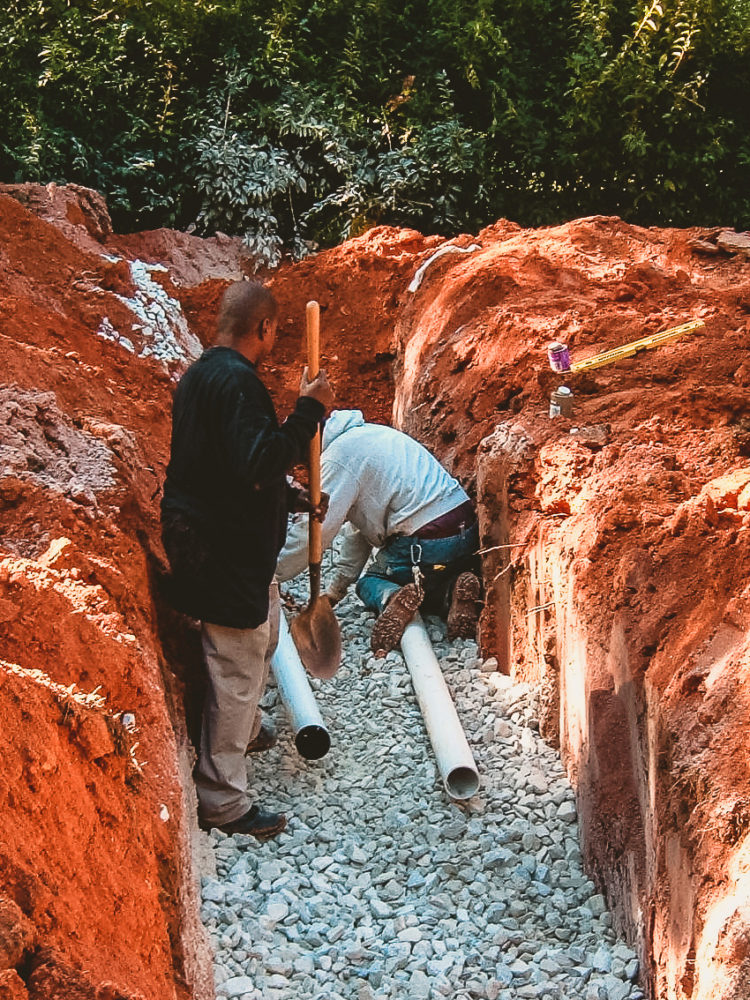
(194, 583, 280, 825)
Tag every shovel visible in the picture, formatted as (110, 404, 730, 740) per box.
(290, 300, 342, 679)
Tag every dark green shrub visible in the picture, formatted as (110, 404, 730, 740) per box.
(1, 0, 748, 253)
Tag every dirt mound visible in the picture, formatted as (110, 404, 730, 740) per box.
(0, 188, 214, 999)
(0, 182, 113, 251)
(393, 216, 750, 1000)
(261, 225, 442, 422)
(0, 186, 429, 998)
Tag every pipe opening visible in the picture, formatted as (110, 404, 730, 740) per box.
(446, 766, 480, 801)
(295, 724, 331, 760)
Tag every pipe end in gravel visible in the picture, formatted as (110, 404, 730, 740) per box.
(295, 724, 331, 760)
(446, 764, 480, 800)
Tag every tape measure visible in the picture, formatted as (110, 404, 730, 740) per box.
(550, 319, 705, 374)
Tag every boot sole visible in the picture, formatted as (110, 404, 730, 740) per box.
(200, 812, 287, 839)
(447, 572, 481, 640)
(249, 817, 287, 840)
(371, 584, 423, 657)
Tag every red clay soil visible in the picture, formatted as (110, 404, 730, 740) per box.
(0, 185, 431, 998)
(164, 225, 441, 423)
(0, 187, 216, 999)
(2, 183, 750, 999)
(391, 217, 750, 1000)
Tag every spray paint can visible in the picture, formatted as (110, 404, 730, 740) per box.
(547, 342, 571, 373)
(549, 386, 574, 418)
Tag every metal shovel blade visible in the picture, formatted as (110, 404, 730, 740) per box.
(290, 594, 342, 679)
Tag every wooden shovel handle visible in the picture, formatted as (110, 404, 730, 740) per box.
(306, 301, 323, 590)
(306, 300, 320, 381)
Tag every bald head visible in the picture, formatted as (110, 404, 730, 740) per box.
(216, 281, 278, 347)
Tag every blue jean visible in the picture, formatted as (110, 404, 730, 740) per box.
(356, 522, 480, 615)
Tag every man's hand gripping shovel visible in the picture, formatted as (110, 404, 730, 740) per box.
(290, 301, 343, 679)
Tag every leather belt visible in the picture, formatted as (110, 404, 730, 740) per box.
(413, 500, 476, 540)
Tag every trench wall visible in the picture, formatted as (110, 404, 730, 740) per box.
(471, 425, 750, 1000)
(0, 184, 429, 997)
(391, 217, 750, 1000)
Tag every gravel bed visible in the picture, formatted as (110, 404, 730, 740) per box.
(198, 567, 643, 1000)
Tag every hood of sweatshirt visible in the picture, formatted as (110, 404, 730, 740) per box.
(322, 408, 366, 450)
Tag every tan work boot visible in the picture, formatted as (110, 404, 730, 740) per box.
(446, 571, 481, 640)
(371, 583, 423, 657)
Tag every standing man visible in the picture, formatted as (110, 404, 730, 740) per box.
(161, 281, 333, 839)
(276, 409, 481, 657)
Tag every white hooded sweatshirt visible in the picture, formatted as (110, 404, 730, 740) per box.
(275, 409, 469, 594)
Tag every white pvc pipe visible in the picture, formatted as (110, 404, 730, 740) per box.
(400, 612, 480, 800)
(271, 613, 331, 760)
(407, 242, 481, 292)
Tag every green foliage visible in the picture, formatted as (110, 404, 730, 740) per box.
(189, 121, 308, 267)
(563, 0, 750, 223)
(0, 0, 748, 257)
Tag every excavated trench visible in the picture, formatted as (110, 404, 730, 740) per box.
(1, 186, 750, 1000)
(197, 549, 642, 1000)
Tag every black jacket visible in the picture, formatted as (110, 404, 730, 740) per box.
(161, 346, 323, 628)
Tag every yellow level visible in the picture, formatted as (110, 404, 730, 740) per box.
(569, 319, 705, 374)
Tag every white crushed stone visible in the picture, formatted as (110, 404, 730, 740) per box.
(95, 256, 202, 367)
(96, 315, 135, 353)
(199, 552, 644, 1000)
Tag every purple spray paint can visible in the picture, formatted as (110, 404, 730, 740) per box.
(547, 342, 571, 373)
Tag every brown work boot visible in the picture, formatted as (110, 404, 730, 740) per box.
(200, 804, 287, 840)
(245, 719, 277, 755)
(371, 583, 423, 657)
(446, 571, 481, 640)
